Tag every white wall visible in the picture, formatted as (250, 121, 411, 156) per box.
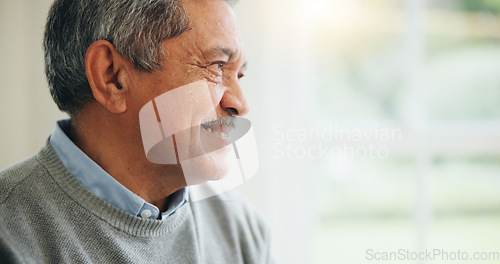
(0, 0, 67, 168)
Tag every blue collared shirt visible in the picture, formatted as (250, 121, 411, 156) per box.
(49, 119, 187, 220)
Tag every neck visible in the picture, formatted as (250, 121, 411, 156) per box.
(70, 105, 186, 210)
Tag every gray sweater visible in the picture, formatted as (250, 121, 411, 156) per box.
(0, 142, 272, 263)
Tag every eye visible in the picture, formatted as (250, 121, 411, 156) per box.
(209, 61, 225, 70)
(238, 72, 245, 79)
(206, 61, 225, 76)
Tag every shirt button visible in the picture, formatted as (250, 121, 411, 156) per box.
(140, 209, 152, 218)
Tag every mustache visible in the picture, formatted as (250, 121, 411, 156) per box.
(202, 115, 236, 128)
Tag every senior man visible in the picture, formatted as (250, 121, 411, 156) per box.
(0, 0, 272, 263)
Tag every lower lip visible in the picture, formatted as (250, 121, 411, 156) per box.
(201, 127, 228, 144)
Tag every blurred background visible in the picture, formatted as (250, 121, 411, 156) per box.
(1, 0, 500, 263)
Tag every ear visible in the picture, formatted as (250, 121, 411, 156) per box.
(85, 40, 129, 114)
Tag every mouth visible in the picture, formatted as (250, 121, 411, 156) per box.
(200, 116, 235, 138)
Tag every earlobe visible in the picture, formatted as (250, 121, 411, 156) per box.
(85, 40, 128, 114)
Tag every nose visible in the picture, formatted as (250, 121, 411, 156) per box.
(220, 81, 249, 116)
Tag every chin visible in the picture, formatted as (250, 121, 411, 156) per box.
(180, 144, 232, 186)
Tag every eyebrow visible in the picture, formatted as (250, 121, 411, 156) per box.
(205, 47, 234, 60)
(204, 47, 247, 71)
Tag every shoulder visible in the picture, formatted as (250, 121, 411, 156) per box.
(0, 142, 64, 216)
(0, 154, 44, 204)
(0, 153, 50, 263)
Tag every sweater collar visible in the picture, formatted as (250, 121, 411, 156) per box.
(37, 140, 190, 236)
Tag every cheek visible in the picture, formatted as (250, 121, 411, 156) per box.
(207, 82, 225, 107)
(206, 74, 222, 84)
(127, 79, 156, 113)
(151, 60, 196, 89)
(187, 66, 222, 85)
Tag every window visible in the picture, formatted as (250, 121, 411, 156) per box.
(235, 0, 500, 263)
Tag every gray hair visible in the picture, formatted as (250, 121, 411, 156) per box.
(44, 0, 191, 115)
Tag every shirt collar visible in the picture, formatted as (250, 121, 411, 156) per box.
(49, 119, 187, 220)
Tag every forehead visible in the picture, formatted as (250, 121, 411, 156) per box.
(180, 0, 244, 57)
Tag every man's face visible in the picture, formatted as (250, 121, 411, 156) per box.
(128, 0, 248, 184)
